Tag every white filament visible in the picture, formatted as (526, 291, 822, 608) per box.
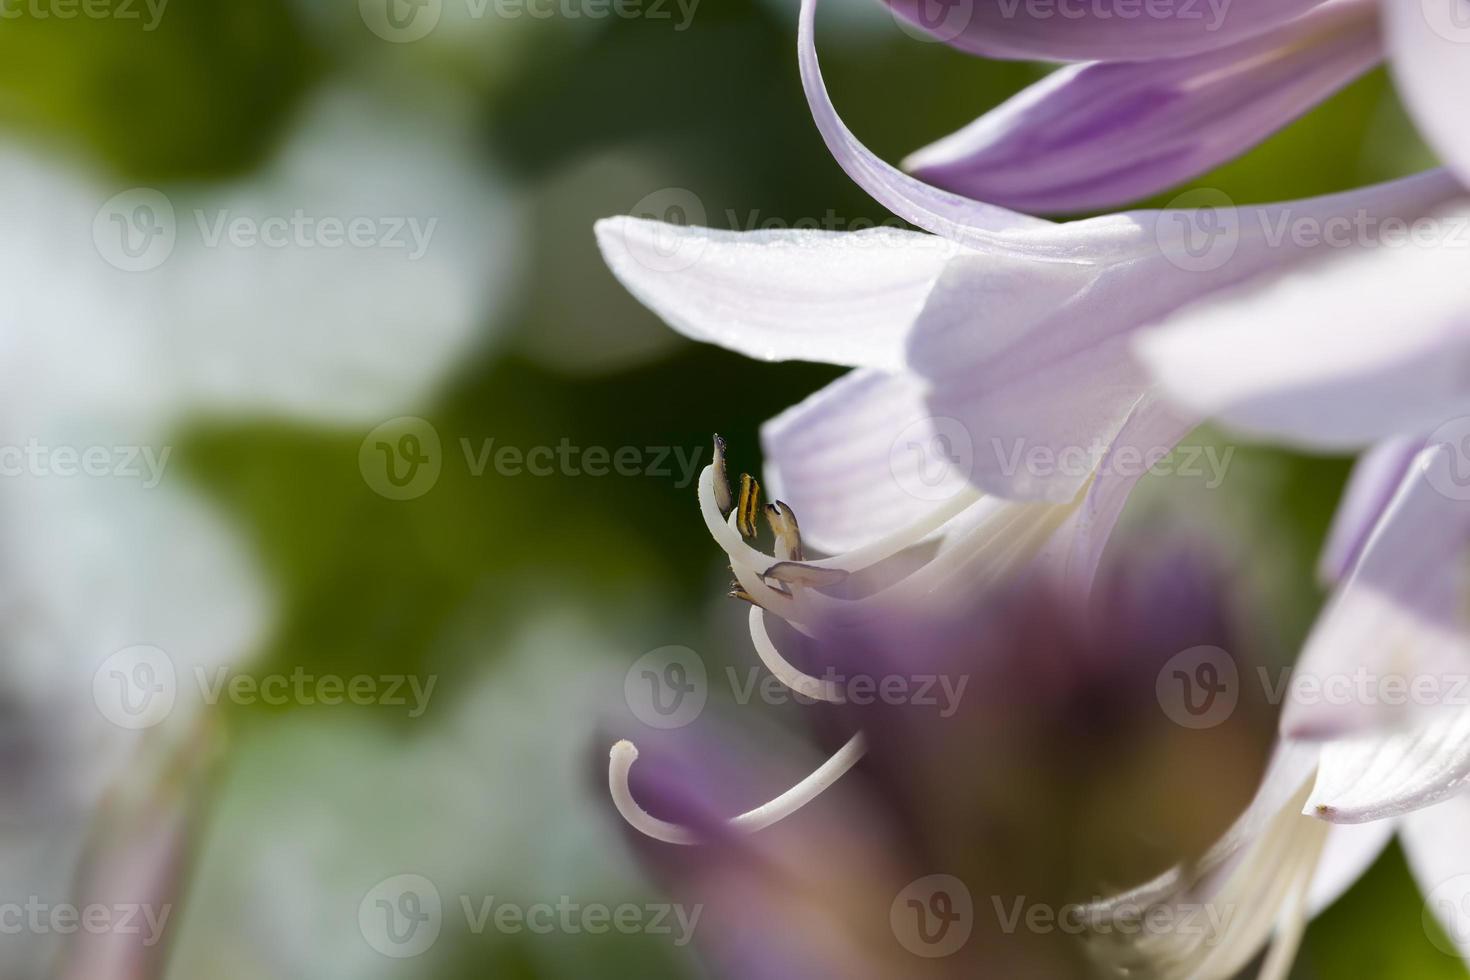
(748, 605, 844, 703)
(608, 734, 867, 846)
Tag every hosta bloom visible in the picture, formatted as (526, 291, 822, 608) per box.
(896, 0, 1455, 215)
(596, 0, 1468, 845)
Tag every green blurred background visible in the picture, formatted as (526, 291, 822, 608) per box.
(12, 0, 1460, 976)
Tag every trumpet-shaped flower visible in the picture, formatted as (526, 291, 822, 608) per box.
(597, 0, 1463, 846)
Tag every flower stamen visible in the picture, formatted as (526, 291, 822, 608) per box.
(608, 733, 867, 846)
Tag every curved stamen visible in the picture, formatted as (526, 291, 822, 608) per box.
(749, 605, 844, 702)
(608, 733, 867, 846)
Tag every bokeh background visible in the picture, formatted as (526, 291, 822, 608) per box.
(2, 0, 1461, 977)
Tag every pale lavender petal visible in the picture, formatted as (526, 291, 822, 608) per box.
(911, 171, 1462, 502)
(1308, 709, 1470, 823)
(761, 368, 951, 554)
(1317, 434, 1425, 585)
(593, 219, 963, 371)
(798, 0, 1057, 248)
(905, 0, 1382, 213)
(1401, 794, 1470, 962)
(1137, 196, 1470, 450)
(1034, 394, 1197, 594)
(883, 0, 1331, 61)
(1306, 819, 1396, 914)
(1385, 0, 1470, 186)
(1284, 444, 1470, 739)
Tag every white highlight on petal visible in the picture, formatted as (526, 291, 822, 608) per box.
(593, 218, 962, 372)
(1307, 710, 1470, 823)
(1087, 744, 1330, 979)
(607, 734, 867, 846)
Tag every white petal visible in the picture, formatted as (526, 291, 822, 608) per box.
(1284, 444, 1470, 739)
(1317, 434, 1425, 585)
(1087, 742, 1324, 979)
(761, 368, 961, 553)
(1385, 0, 1470, 185)
(1033, 392, 1196, 594)
(594, 218, 963, 371)
(1401, 793, 1470, 961)
(1137, 196, 1470, 449)
(1309, 711, 1470, 823)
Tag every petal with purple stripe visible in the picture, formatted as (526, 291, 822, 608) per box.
(905, 0, 1382, 213)
(883, 0, 1330, 61)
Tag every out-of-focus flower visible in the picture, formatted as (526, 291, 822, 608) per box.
(607, 546, 1273, 978)
(167, 610, 653, 980)
(0, 81, 519, 979)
